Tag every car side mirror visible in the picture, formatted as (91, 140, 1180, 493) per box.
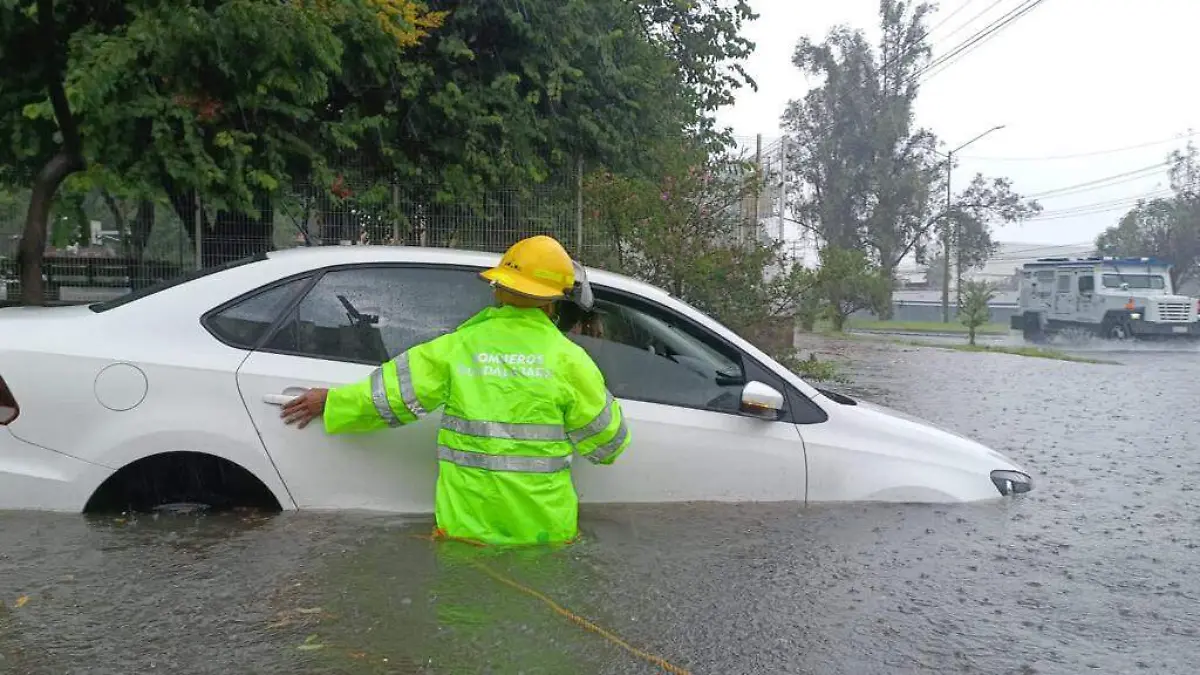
(740, 381, 784, 420)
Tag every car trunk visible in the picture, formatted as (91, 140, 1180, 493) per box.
(0, 304, 97, 428)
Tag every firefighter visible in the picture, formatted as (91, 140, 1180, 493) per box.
(280, 235, 630, 546)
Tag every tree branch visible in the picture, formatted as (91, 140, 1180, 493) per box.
(38, 0, 82, 156)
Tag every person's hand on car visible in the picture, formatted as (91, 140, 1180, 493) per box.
(281, 388, 329, 429)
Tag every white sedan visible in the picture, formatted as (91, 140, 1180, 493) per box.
(0, 246, 1032, 514)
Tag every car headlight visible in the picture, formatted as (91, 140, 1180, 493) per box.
(1130, 312, 1142, 320)
(991, 470, 1033, 496)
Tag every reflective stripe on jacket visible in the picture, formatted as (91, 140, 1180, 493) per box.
(322, 304, 630, 546)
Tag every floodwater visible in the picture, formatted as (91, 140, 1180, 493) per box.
(2, 337, 1198, 675)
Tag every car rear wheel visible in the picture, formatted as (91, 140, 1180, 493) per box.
(84, 451, 281, 514)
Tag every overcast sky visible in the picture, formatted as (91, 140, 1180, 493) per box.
(715, 0, 1200, 248)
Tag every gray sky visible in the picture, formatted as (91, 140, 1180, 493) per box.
(716, 0, 1200, 247)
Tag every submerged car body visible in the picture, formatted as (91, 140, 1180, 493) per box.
(0, 246, 1032, 513)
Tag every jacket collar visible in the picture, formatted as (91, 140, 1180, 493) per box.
(458, 304, 556, 331)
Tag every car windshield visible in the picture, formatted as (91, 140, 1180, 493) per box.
(89, 254, 266, 313)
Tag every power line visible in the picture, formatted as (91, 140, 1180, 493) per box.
(1024, 162, 1169, 199)
(915, 0, 1048, 83)
(917, 0, 1038, 77)
(931, 0, 1007, 44)
(960, 132, 1199, 161)
(878, 0, 988, 76)
(1023, 189, 1175, 221)
(929, 0, 980, 35)
(1035, 187, 1175, 214)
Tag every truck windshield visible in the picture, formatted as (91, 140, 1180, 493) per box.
(1101, 273, 1166, 290)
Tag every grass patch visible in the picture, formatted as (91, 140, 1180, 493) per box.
(898, 340, 1118, 364)
(775, 352, 850, 383)
(843, 318, 1010, 335)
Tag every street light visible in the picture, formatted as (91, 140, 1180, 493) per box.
(939, 124, 1006, 323)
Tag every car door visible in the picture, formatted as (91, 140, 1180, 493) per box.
(231, 263, 495, 511)
(563, 289, 809, 504)
(1054, 272, 1074, 316)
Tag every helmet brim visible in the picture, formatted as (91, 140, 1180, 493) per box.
(480, 267, 566, 300)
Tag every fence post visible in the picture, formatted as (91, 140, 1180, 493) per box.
(193, 190, 203, 271)
(392, 179, 401, 245)
(575, 157, 584, 256)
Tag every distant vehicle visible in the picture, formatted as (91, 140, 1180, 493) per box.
(0, 246, 1032, 514)
(1012, 256, 1200, 341)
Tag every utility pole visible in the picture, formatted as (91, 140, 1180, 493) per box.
(194, 190, 203, 271)
(940, 124, 1005, 323)
(575, 157, 584, 257)
(778, 136, 787, 243)
(752, 134, 762, 246)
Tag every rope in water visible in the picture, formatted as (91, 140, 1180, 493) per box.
(412, 534, 692, 675)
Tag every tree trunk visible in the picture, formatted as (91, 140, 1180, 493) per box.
(17, 150, 86, 305)
(831, 309, 847, 332)
(878, 257, 896, 320)
(968, 326, 977, 346)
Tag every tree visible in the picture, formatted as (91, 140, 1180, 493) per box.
(780, 1, 1038, 304)
(61, 0, 445, 267)
(959, 279, 995, 346)
(813, 246, 890, 332)
(1, 0, 447, 300)
(630, 0, 758, 149)
(582, 139, 788, 336)
(1096, 143, 1200, 291)
(0, 0, 110, 304)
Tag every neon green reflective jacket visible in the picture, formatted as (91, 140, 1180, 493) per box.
(322, 304, 630, 546)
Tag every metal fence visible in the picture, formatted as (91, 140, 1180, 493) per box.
(0, 166, 614, 304)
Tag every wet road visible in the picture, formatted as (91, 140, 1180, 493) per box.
(1, 338, 1198, 674)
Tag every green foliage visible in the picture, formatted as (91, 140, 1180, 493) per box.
(630, 0, 758, 147)
(812, 246, 891, 332)
(2, 0, 759, 270)
(582, 138, 785, 335)
(958, 279, 995, 346)
(1096, 142, 1200, 291)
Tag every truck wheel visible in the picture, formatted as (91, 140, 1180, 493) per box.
(1108, 322, 1132, 340)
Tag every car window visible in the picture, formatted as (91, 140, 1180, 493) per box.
(565, 295, 746, 413)
(265, 265, 494, 363)
(205, 277, 311, 349)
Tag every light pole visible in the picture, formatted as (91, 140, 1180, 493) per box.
(940, 124, 1005, 323)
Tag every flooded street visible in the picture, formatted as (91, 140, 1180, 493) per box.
(2, 338, 1198, 675)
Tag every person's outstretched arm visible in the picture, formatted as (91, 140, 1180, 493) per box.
(282, 334, 453, 434)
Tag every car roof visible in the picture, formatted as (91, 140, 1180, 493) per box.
(263, 245, 672, 303)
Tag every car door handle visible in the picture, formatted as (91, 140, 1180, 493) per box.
(263, 394, 298, 406)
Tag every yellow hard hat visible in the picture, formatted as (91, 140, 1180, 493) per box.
(480, 235, 576, 300)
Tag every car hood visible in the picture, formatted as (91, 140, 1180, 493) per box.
(832, 395, 1025, 472)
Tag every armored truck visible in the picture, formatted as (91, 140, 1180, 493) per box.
(1011, 257, 1200, 341)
